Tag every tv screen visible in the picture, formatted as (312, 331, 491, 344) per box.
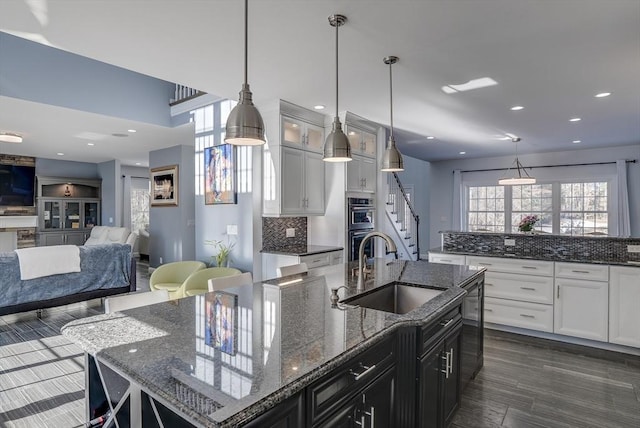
(0, 165, 36, 206)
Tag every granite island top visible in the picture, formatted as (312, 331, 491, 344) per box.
(61, 259, 483, 428)
(260, 244, 343, 256)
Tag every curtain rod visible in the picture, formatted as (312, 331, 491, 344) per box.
(458, 159, 636, 174)
(121, 175, 149, 179)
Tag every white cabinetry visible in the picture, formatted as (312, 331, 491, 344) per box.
(262, 250, 343, 281)
(263, 100, 326, 217)
(609, 266, 640, 347)
(345, 124, 376, 158)
(554, 263, 609, 342)
(346, 155, 376, 193)
(467, 256, 554, 333)
(428, 253, 466, 265)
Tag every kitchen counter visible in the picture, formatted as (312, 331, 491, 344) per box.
(61, 259, 483, 427)
(259, 244, 343, 256)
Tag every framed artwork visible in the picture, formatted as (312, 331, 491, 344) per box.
(204, 144, 236, 205)
(205, 291, 238, 355)
(150, 165, 178, 207)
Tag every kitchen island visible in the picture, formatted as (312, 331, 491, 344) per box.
(62, 259, 484, 427)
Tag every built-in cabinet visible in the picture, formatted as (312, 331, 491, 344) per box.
(345, 124, 376, 158)
(609, 266, 640, 347)
(263, 101, 326, 217)
(346, 155, 376, 193)
(36, 176, 101, 246)
(261, 250, 343, 280)
(344, 120, 377, 194)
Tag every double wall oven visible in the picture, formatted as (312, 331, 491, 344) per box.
(347, 197, 375, 261)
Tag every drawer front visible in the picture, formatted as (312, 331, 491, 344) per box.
(555, 262, 609, 281)
(329, 250, 343, 265)
(300, 253, 331, 269)
(307, 336, 395, 425)
(484, 271, 554, 304)
(428, 253, 466, 265)
(420, 307, 461, 354)
(484, 297, 553, 332)
(467, 256, 554, 276)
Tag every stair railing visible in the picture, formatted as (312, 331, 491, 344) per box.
(386, 173, 420, 260)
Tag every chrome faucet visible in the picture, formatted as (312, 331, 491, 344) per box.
(357, 231, 398, 290)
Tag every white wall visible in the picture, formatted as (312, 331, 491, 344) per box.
(428, 144, 640, 247)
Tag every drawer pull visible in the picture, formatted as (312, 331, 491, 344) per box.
(520, 314, 535, 318)
(485, 308, 494, 312)
(479, 263, 492, 266)
(485, 283, 494, 286)
(440, 318, 455, 328)
(350, 364, 376, 381)
(520, 287, 536, 291)
(312, 259, 322, 263)
(440, 259, 452, 262)
(571, 270, 590, 274)
(522, 266, 537, 270)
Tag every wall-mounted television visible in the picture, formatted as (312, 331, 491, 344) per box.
(0, 165, 36, 206)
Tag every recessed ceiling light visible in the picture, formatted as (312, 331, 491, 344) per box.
(572, 140, 581, 144)
(442, 77, 498, 94)
(569, 117, 581, 122)
(135, 162, 142, 165)
(313, 105, 325, 110)
(0, 132, 23, 143)
(459, 151, 466, 155)
(57, 152, 64, 156)
(510, 106, 524, 111)
(128, 129, 137, 133)
(426, 136, 435, 140)
(87, 142, 95, 146)
(594, 92, 611, 98)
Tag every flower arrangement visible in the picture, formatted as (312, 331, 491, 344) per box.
(518, 215, 539, 232)
(205, 239, 235, 267)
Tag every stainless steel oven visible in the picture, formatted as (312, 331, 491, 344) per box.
(349, 229, 375, 262)
(348, 197, 375, 230)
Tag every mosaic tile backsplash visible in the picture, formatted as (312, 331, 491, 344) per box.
(441, 231, 640, 264)
(262, 217, 307, 252)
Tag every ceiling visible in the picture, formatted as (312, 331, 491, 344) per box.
(0, 0, 639, 166)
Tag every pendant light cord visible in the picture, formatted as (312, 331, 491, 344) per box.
(244, 0, 248, 86)
(389, 61, 394, 138)
(335, 19, 339, 119)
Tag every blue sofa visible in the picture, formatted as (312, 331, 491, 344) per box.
(0, 243, 136, 316)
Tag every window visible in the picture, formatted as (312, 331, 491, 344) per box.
(130, 183, 149, 233)
(192, 100, 252, 196)
(466, 180, 610, 235)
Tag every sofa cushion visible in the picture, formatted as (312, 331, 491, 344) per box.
(85, 226, 131, 246)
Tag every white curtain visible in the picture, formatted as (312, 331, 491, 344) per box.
(122, 175, 132, 230)
(452, 170, 463, 230)
(617, 160, 631, 237)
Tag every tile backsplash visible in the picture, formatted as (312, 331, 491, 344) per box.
(262, 217, 307, 251)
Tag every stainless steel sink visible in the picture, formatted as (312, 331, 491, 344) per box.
(342, 282, 445, 314)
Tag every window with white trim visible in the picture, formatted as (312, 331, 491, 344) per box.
(466, 180, 611, 235)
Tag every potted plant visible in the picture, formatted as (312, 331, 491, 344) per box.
(518, 215, 540, 232)
(205, 239, 235, 267)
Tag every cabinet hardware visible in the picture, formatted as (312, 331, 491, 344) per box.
(440, 318, 455, 328)
(440, 259, 452, 262)
(557, 285, 560, 299)
(520, 314, 535, 318)
(312, 259, 322, 263)
(571, 270, 590, 274)
(485, 283, 494, 286)
(485, 308, 493, 312)
(479, 263, 492, 266)
(364, 407, 375, 428)
(441, 351, 450, 378)
(350, 364, 376, 381)
(522, 266, 537, 270)
(520, 287, 536, 291)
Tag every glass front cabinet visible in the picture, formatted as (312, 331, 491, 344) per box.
(36, 177, 101, 246)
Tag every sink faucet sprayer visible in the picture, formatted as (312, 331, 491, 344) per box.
(357, 231, 398, 290)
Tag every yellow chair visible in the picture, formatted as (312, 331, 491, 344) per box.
(179, 267, 242, 297)
(149, 261, 206, 299)
(209, 272, 253, 292)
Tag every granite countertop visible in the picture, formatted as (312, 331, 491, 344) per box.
(260, 244, 343, 256)
(61, 259, 483, 427)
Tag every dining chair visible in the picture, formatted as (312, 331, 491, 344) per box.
(149, 261, 207, 299)
(179, 267, 242, 297)
(104, 289, 169, 314)
(208, 272, 254, 292)
(276, 262, 308, 278)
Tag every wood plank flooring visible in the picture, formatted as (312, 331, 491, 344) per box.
(1, 262, 638, 427)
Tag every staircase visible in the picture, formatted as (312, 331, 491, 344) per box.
(385, 173, 420, 260)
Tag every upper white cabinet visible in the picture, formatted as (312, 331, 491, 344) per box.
(345, 124, 376, 158)
(428, 253, 466, 265)
(263, 100, 326, 217)
(609, 266, 640, 347)
(346, 155, 376, 193)
(554, 264, 609, 342)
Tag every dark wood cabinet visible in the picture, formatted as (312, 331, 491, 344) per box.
(244, 392, 304, 428)
(417, 321, 462, 428)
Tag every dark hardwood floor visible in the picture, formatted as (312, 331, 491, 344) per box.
(1, 263, 638, 427)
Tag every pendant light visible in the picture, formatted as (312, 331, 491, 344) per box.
(224, 0, 266, 146)
(323, 14, 352, 162)
(381, 56, 404, 172)
(498, 137, 536, 185)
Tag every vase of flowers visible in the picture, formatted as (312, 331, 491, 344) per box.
(518, 215, 539, 232)
(205, 239, 235, 267)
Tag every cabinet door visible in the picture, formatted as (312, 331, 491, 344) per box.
(306, 123, 325, 153)
(554, 279, 609, 341)
(362, 367, 396, 428)
(609, 266, 640, 347)
(64, 201, 81, 230)
(280, 147, 305, 214)
(84, 202, 100, 228)
(304, 152, 325, 215)
(281, 116, 305, 148)
(66, 232, 86, 246)
(360, 157, 376, 193)
(361, 131, 376, 157)
(346, 157, 363, 191)
(316, 397, 360, 428)
(244, 392, 304, 428)
(42, 201, 62, 230)
(442, 326, 462, 427)
(418, 341, 442, 428)
(346, 127, 363, 154)
(40, 232, 65, 246)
